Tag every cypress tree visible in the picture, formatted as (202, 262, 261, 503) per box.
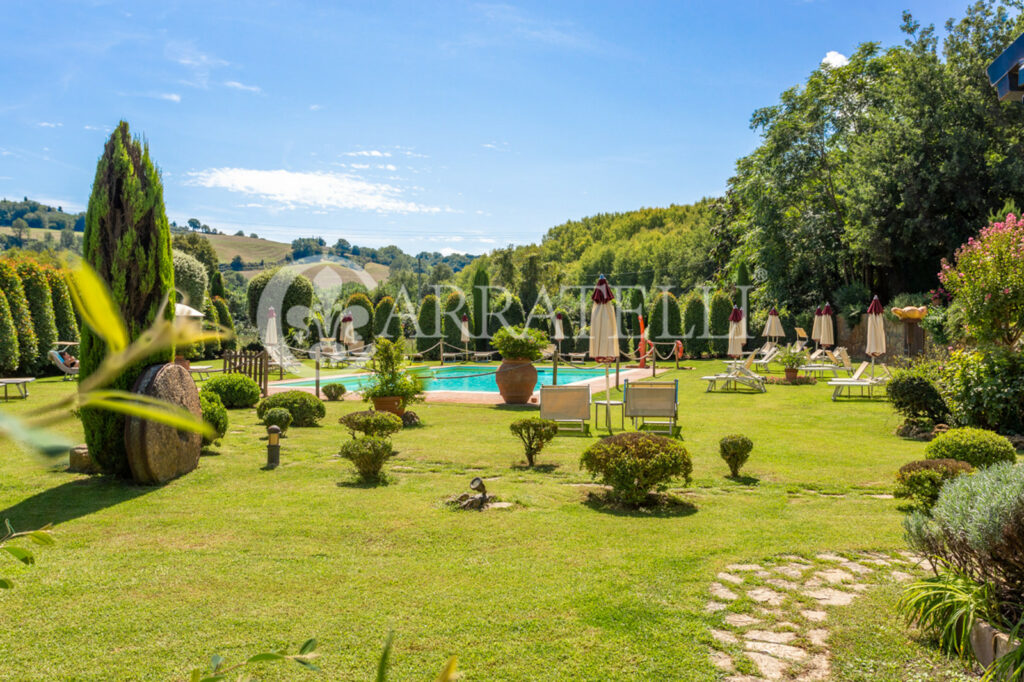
(489, 292, 524, 337)
(0, 260, 37, 374)
(441, 291, 469, 351)
(46, 267, 79, 345)
(209, 271, 226, 299)
(373, 296, 401, 340)
(647, 290, 682, 344)
(211, 296, 235, 351)
(416, 294, 440, 360)
(16, 260, 59, 374)
(708, 290, 733, 357)
(470, 266, 490, 351)
(246, 268, 313, 338)
(202, 298, 222, 358)
(80, 121, 175, 477)
(344, 292, 375, 344)
(681, 292, 706, 358)
(0, 290, 20, 375)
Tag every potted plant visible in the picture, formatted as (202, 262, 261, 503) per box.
(492, 326, 547, 404)
(777, 347, 805, 382)
(361, 338, 422, 416)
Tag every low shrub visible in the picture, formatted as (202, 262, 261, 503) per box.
(202, 374, 261, 408)
(764, 375, 816, 386)
(939, 349, 1024, 434)
(401, 411, 421, 428)
(897, 570, 996, 659)
(322, 383, 347, 401)
(256, 390, 326, 427)
(340, 436, 395, 482)
(199, 391, 228, 446)
(719, 434, 753, 477)
(263, 407, 293, 434)
(894, 459, 974, 512)
(580, 432, 692, 506)
(889, 362, 949, 423)
(925, 427, 1016, 469)
(339, 410, 403, 438)
(509, 418, 558, 467)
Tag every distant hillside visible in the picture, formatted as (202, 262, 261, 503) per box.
(204, 232, 292, 264)
(0, 198, 84, 231)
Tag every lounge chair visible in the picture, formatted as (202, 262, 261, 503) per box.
(472, 350, 498, 362)
(566, 352, 587, 364)
(725, 343, 778, 373)
(0, 377, 35, 400)
(267, 345, 303, 374)
(188, 365, 215, 381)
(827, 362, 888, 400)
(540, 384, 591, 433)
(49, 350, 79, 380)
(703, 355, 767, 393)
(623, 379, 678, 435)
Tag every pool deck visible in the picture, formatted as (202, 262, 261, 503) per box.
(267, 364, 666, 405)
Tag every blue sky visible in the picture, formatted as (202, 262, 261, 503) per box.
(1, 0, 972, 255)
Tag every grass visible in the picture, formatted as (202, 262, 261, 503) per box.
(0, 360, 972, 679)
(203, 232, 293, 264)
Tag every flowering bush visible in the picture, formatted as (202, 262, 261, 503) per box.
(939, 213, 1024, 347)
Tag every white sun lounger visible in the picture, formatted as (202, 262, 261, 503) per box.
(703, 355, 767, 393)
(0, 377, 36, 400)
(540, 384, 591, 433)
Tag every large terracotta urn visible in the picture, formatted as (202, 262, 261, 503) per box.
(372, 396, 405, 416)
(495, 359, 537, 404)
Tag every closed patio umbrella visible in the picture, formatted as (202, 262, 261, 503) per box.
(811, 307, 823, 345)
(339, 312, 355, 347)
(727, 306, 746, 358)
(819, 303, 835, 348)
(589, 276, 619, 429)
(761, 307, 784, 343)
(264, 306, 279, 348)
(174, 303, 204, 319)
(460, 313, 470, 358)
(553, 312, 565, 343)
(865, 296, 886, 374)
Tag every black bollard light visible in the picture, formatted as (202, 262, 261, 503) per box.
(266, 425, 281, 469)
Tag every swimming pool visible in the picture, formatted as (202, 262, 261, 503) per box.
(276, 365, 609, 393)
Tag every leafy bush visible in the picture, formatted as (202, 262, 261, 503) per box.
(402, 411, 421, 427)
(245, 268, 314, 337)
(719, 434, 753, 477)
(257, 390, 326, 427)
(211, 296, 235, 351)
(16, 259, 58, 374)
(339, 410, 403, 438)
(681, 292, 706, 356)
(890, 364, 949, 423)
(0, 290, 20, 374)
(647, 290, 681, 343)
(925, 427, 1016, 469)
(199, 391, 228, 446)
(202, 374, 261, 408)
(416, 294, 440, 360)
(897, 570, 996, 658)
(492, 326, 547, 361)
(172, 249, 207, 308)
(262, 406, 293, 434)
(707, 291, 732, 356)
(45, 268, 79, 346)
(489, 292, 525, 331)
(362, 338, 423, 405)
(580, 432, 692, 506)
(776, 347, 805, 369)
(322, 383, 347, 401)
(373, 296, 401, 340)
(905, 462, 1024, 622)
(939, 349, 1024, 434)
(894, 459, 973, 512)
(339, 436, 395, 482)
(834, 281, 871, 327)
(441, 291, 469, 352)
(0, 260, 37, 374)
(509, 418, 558, 466)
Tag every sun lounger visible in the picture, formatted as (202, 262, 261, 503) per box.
(725, 344, 778, 373)
(0, 377, 35, 400)
(188, 365, 216, 381)
(48, 349, 79, 379)
(827, 362, 889, 400)
(440, 351, 467, 364)
(472, 351, 498, 362)
(623, 379, 678, 434)
(703, 355, 767, 393)
(566, 352, 587, 364)
(540, 384, 591, 432)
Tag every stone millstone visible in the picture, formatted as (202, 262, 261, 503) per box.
(124, 363, 202, 484)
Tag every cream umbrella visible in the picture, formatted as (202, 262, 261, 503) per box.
(552, 312, 565, 344)
(865, 296, 886, 374)
(811, 306, 823, 346)
(588, 276, 619, 428)
(174, 303, 204, 319)
(761, 307, 784, 344)
(263, 306, 279, 348)
(727, 306, 746, 358)
(339, 312, 355, 348)
(460, 313, 471, 359)
(819, 303, 835, 348)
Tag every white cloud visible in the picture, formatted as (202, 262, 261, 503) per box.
(343, 150, 391, 157)
(159, 93, 182, 102)
(350, 163, 370, 169)
(166, 41, 228, 88)
(482, 141, 509, 151)
(224, 80, 262, 94)
(187, 167, 442, 214)
(439, 247, 466, 256)
(36, 122, 62, 128)
(309, 104, 323, 111)
(378, 164, 397, 171)
(822, 51, 849, 68)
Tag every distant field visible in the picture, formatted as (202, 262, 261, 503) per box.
(237, 259, 390, 284)
(203, 233, 292, 264)
(0, 226, 68, 242)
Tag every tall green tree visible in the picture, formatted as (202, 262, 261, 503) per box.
(209, 271, 226, 299)
(708, 291, 733, 357)
(211, 296, 235, 351)
(441, 291, 469, 351)
(46, 268, 79, 345)
(0, 261, 37, 374)
(416, 294, 440, 360)
(202, 299, 221, 358)
(0, 290, 20, 375)
(16, 259, 58, 373)
(80, 121, 175, 477)
(470, 266, 490, 351)
(681, 292, 706, 357)
(373, 296, 401, 340)
(647, 290, 682, 345)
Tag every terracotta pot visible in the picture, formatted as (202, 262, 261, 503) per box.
(372, 396, 405, 416)
(495, 359, 537, 404)
(784, 367, 799, 382)
(174, 354, 190, 369)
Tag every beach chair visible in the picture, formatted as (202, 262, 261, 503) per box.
(623, 379, 678, 435)
(566, 352, 587, 364)
(725, 343, 778, 373)
(0, 377, 36, 400)
(188, 365, 214, 381)
(703, 354, 767, 393)
(48, 349, 79, 379)
(827, 362, 888, 400)
(540, 384, 591, 433)
(792, 328, 809, 352)
(472, 351, 498, 362)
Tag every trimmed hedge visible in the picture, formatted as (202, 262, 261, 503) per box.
(708, 290, 732, 357)
(339, 410, 403, 438)
(199, 391, 229, 446)
(0, 290, 20, 374)
(416, 294, 440, 360)
(246, 268, 314, 338)
(45, 268, 79, 346)
(262, 407, 293, 434)
(172, 249, 207, 308)
(441, 291, 469, 352)
(0, 260, 37, 374)
(211, 296, 235, 351)
(894, 459, 973, 512)
(681, 292, 705, 357)
(322, 383, 347, 401)
(373, 296, 401, 340)
(720, 434, 753, 477)
(257, 390, 325, 427)
(648, 290, 681, 343)
(889, 366, 949, 423)
(580, 432, 692, 506)
(16, 260, 57, 374)
(201, 374, 261, 408)
(925, 427, 1016, 469)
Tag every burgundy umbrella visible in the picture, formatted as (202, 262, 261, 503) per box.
(727, 306, 746, 358)
(820, 303, 835, 348)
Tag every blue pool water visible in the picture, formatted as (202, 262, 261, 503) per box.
(276, 365, 607, 393)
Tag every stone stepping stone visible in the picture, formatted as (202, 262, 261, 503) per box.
(745, 640, 808, 662)
(890, 570, 913, 582)
(724, 675, 764, 682)
(867, 493, 894, 499)
(712, 629, 739, 645)
(718, 572, 745, 585)
(806, 629, 829, 647)
(747, 587, 786, 606)
(849, 583, 869, 592)
(800, 610, 827, 623)
(814, 552, 846, 563)
(775, 563, 810, 579)
(860, 558, 891, 566)
(796, 654, 831, 681)
(813, 568, 854, 584)
(802, 588, 859, 606)
(724, 613, 761, 627)
(709, 651, 734, 672)
(726, 563, 765, 572)
(746, 651, 788, 680)
(766, 578, 801, 591)
(706, 600, 729, 613)
(711, 583, 739, 601)
(839, 561, 873, 575)
(744, 630, 797, 644)
(778, 554, 812, 564)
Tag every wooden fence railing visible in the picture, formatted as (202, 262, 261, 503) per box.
(223, 350, 269, 396)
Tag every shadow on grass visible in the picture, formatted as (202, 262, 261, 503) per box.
(490, 404, 539, 412)
(0, 476, 155, 528)
(726, 475, 760, 486)
(511, 463, 560, 473)
(336, 478, 390, 489)
(582, 491, 698, 518)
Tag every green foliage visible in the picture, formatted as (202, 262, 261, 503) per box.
(256, 390, 326, 427)
(80, 121, 175, 477)
(262, 406, 293, 434)
(339, 410, 403, 439)
(647, 290, 681, 343)
(681, 292, 705, 355)
(246, 268, 314, 337)
(579, 432, 692, 506)
(939, 349, 1024, 434)
(776, 347, 806, 370)
(362, 338, 423, 406)
(373, 296, 401, 340)
(322, 383, 347, 401)
(187, 637, 320, 679)
(707, 291, 732, 357)
(171, 232, 219, 277)
(14, 260, 57, 374)
(199, 391, 228, 446)
(509, 417, 558, 467)
(470, 266, 490, 351)
(894, 459, 973, 513)
(0, 520, 55, 590)
(211, 296, 235, 351)
(833, 282, 871, 328)
(0, 291, 20, 375)
(0, 260, 37, 374)
(719, 434, 753, 477)
(925, 427, 1016, 469)
(202, 298, 221, 358)
(490, 291, 524, 333)
(339, 436, 395, 483)
(897, 570, 996, 658)
(345, 292, 375, 344)
(889, 364, 949, 423)
(45, 268, 79, 345)
(492, 326, 547, 361)
(172, 249, 208, 308)
(441, 291, 469, 351)
(416, 294, 440, 360)
(201, 374, 261, 408)
(209, 270, 226, 299)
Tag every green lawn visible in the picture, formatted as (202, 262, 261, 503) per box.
(0, 361, 971, 680)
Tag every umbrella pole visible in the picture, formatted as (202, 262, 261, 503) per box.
(553, 350, 559, 386)
(615, 357, 620, 390)
(604, 364, 612, 433)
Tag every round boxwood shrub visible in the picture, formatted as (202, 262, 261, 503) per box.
(202, 374, 261, 408)
(199, 391, 229, 446)
(339, 410, 402, 438)
(322, 383, 347, 401)
(339, 436, 395, 482)
(580, 432, 692, 506)
(172, 249, 207, 308)
(262, 406, 293, 434)
(719, 434, 753, 478)
(925, 427, 1016, 469)
(894, 459, 973, 513)
(257, 390, 326, 427)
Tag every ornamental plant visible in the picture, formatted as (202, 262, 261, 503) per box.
(257, 390, 326, 427)
(719, 434, 753, 477)
(339, 410, 403, 439)
(647, 290, 682, 344)
(373, 296, 401, 340)
(172, 249, 207, 308)
(201, 374, 261, 408)
(199, 391, 228, 446)
(441, 291, 469, 352)
(492, 326, 547, 361)
(322, 382, 347, 401)
(939, 212, 1024, 347)
(0, 260, 37, 375)
(894, 459, 973, 513)
(580, 432, 692, 507)
(344, 292, 375, 344)
(262, 406, 293, 434)
(361, 338, 423, 406)
(15, 260, 57, 374)
(211, 296, 235, 351)
(509, 417, 558, 467)
(925, 427, 1016, 469)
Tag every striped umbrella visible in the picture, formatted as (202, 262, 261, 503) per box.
(819, 303, 835, 348)
(761, 307, 784, 342)
(727, 306, 746, 358)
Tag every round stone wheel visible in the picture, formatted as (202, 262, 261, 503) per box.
(124, 363, 202, 484)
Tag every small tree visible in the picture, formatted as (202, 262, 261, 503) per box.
(211, 296, 235, 351)
(16, 259, 58, 374)
(373, 295, 401, 340)
(647, 290, 681, 345)
(0, 290, 20, 375)
(416, 294, 441, 360)
(489, 291, 524, 336)
(345, 292, 375, 344)
(708, 290, 733, 357)
(209, 271, 226, 299)
(0, 261, 37, 374)
(172, 249, 207, 308)
(719, 435, 753, 478)
(202, 299, 222, 358)
(46, 268, 79, 345)
(510, 418, 558, 467)
(681, 292, 706, 358)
